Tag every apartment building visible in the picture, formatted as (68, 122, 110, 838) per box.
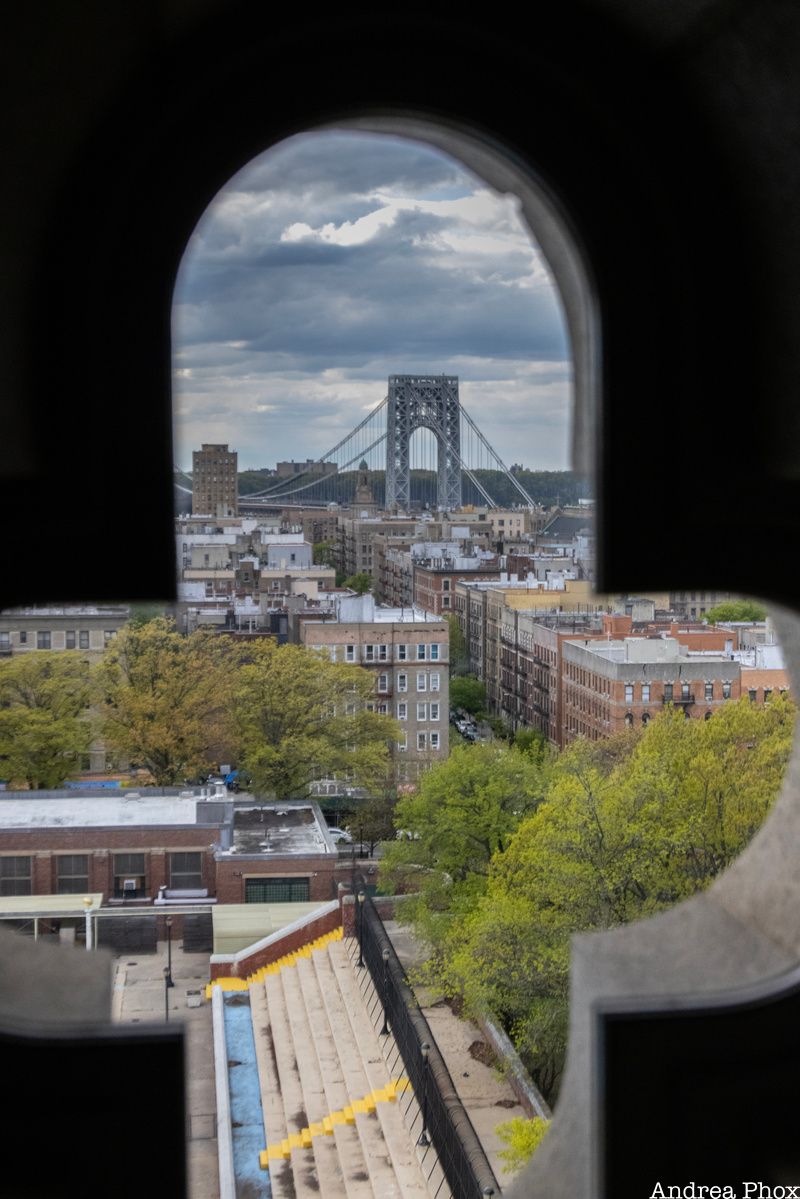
(561, 636, 742, 742)
(455, 576, 605, 705)
(337, 513, 491, 581)
(0, 606, 130, 656)
(299, 593, 449, 782)
(191, 443, 239, 518)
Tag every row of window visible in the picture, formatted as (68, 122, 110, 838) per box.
(397, 732, 441, 752)
(378, 672, 441, 692)
(623, 681, 733, 703)
(0, 852, 202, 897)
(397, 702, 441, 721)
(0, 630, 116, 649)
(343, 642, 442, 662)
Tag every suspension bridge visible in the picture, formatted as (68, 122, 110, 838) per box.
(176, 375, 538, 511)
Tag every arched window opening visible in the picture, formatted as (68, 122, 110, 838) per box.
(167, 127, 797, 1143)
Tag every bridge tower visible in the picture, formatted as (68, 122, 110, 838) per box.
(385, 375, 463, 511)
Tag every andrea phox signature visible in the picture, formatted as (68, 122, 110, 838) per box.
(650, 1186, 800, 1199)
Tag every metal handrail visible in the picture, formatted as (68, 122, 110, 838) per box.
(356, 887, 501, 1197)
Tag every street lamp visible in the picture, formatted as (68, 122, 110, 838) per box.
(163, 966, 170, 1022)
(418, 1042, 431, 1146)
(380, 946, 390, 1035)
(357, 890, 365, 968)
(165, 916, 175, 988)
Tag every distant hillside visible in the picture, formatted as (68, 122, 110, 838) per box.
(176, 468, 591, 510)
(235, 468, 590, 508)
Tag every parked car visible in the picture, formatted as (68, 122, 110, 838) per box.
(327, 826, 353, 843)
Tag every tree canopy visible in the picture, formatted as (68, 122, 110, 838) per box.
(449, 674, 486, 716)
(343, 572, 372, 595)
(705, 599, 767, 623)
(233, 640, 398, 800)
(0, 652, 93, 788)
(96, 618, 235, 785)
(393, 697, 795, 1102)
(381, 742, 550, 950)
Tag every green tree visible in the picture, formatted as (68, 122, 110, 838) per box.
(128, 602, 169, 626)
(381, 743, 549, 950)
(513, 728, 548, 762)
(705, 599, 767, 623)
(233, 640, 399, 801)
(344, 572, 372, 595)
(0, 652, 93, 788)
(449, 674, 486, 716)
(418, 698, 795, 1102)
(350, 788, 398, 852)
(96, 618, 235, 785)
(312, 541, 337, 569)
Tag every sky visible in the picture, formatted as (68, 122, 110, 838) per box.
(172, 130, 573, 474)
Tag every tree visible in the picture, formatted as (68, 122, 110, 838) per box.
(96, 618, 235, 785)
(349, 789, 398, 852)
(0, 652, 93, 788)
(705, 599, 767, 623)
(427, 698, 795, 1102)
(312, 541, 337, 569)
(449, 674, 486, 716)
(381, 743, 550, 951)
(233, 640, 399, 801)
(343, 572, 372, 595)
(513, 728, 548, 762)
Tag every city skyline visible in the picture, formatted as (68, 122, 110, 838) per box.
(172, 130, 572, 474)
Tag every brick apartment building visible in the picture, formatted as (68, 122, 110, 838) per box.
(191, 443, 239, 518)
(561, 636, 742, 741)
(299, 593, 449, 782)
(499, 612, 746, 747)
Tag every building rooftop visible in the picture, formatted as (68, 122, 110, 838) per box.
(0, 794, 230, 829)
(0, 605, 130, 617)
(221, 803, 336, 858)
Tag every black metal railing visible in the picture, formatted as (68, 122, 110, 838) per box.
(354, 886, 501, 1198)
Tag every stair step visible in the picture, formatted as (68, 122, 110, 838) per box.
(249, 983, 295, 1199)
(263, 971, 321, 1199)
(321, 942, 431, 1196)
(295, 954, 380, 1198)
(281, 962, 348, 1199)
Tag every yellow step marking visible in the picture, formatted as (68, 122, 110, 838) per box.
(205, 926, 343, 997)
(259, 1078, 410, 1170)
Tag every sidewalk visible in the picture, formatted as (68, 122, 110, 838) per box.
(382, 919, 528, 1185)
(112, 944, 220, 1199)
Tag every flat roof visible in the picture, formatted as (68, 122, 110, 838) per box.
(0, 795, 223, 829)
(0, 894, 103, 917)
(222, 803, 334, 858)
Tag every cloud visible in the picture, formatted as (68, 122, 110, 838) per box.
(172, 130, 572, 472)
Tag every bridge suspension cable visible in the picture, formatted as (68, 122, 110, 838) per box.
(241, 396, 388, 499)
(249, 433, 388, 502)
(460, 405, 538, 507)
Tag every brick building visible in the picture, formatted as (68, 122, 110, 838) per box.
(299, 593, 449, 782)
(561, 636, 742, 742)
(191, 443, 239, 518)
(0, 791, 346, 908)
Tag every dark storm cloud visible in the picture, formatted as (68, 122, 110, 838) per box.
(225, 132, 469, 199)
(172, 130, 572, 469)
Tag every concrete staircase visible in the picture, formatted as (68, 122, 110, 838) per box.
(245, 932, 436, 1199)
